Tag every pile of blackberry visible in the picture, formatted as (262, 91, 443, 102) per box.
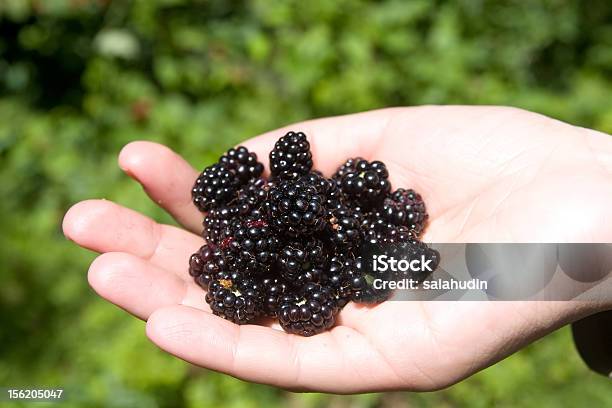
(189, 131, 439, 336)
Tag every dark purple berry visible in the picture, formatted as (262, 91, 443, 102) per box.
(205, 272, 263, 324)
(192, 163, 240, 212)
(270, 131, 313, 180)
(381, 188, 428, 235)
(334, 158, 391, 207)
(220, 146, 264, 182)
(278, 283, 338, 336)
(267, 178, 325, 237)
(278, 240, 325, 286)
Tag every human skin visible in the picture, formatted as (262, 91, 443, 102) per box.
(62, 106, 612, 393)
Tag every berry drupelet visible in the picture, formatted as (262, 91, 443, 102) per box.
(269, 131, 313, 179)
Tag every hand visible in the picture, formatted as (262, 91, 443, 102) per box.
(63, 106, 612, 393)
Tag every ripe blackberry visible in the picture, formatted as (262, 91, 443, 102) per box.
(325, 255, 353, 299)
(189, 244, 214, 285)
(267, 178, 325, 237)
(301, 171, 346, 211)
(269, 131, 313, 179)
(300, 171, 332, 195)
(333, 157, 363, 179)
(278, 239, 325, 287)
(361, 219, 439, 283)
(260, 277, 290, 317)
(190, 130, 437, 335)
(334, 158, 391, 207)
(206, 272, 263, 324)
(220, 146, 264, 182)
(360, 218, 415, 267)
(362, 218, 416, 247)
(235, 177, 273, 217)
(202, 206, 238, 245)
(381, 188, 428, 235)
(192, 163, 240, 212)
(278, 283, 338, 336)
(219, 218, 280, 275)
(388, 239, 440, 282)
(189, 244, 229, 289)
(202, 178, 274, 245)
(325, 255, 393, 303)
(324, 205, 363, 249)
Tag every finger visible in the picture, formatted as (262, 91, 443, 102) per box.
(241, 107, 405, 177)
(88, 252, 209, 319)
(118, 141, 203, 233)
(146, 305, 401, 393)
(63, 199, 203, 280)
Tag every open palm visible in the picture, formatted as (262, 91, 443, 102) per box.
(63, 106, 612, 393)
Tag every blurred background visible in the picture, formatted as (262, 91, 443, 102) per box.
(1, 0, 611, 406)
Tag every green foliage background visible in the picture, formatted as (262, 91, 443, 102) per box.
(1, 0, 611, 406)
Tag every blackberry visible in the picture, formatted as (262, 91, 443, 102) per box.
(361, 220, 439, 283)
(206, 272, 263, 324)
(333, 157, 363, 180)
(267, 178, 325, 237)
(362, 218, 416, 247)
(381, 188, 428, 235)
(325, 255, 353, 299)
(235, 177, 273, 218)
(269, 131, 313, 179)
(260, 277, 290, 317)
(388, 239, 440, 282)
(301, 171, 346, 211)
(325, 255, 393, 303)
(278, 283, 338, 336)
(360, 217, 415, 267)
(334, 158, 391, 207)
(203, 178, 274, 244)
(324, 205, 363, 250)
(189, 244, 214, 283)
(192, 163, 240, 212)
(219, 218, 280, 275)
(278, 240, 325, 286)
(300, 171, 332, 195)
(189, 244, 228, 289)
(220, 146, 264, 182)
(202, 206, 239, 245)
(189, 130, 438, 336)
